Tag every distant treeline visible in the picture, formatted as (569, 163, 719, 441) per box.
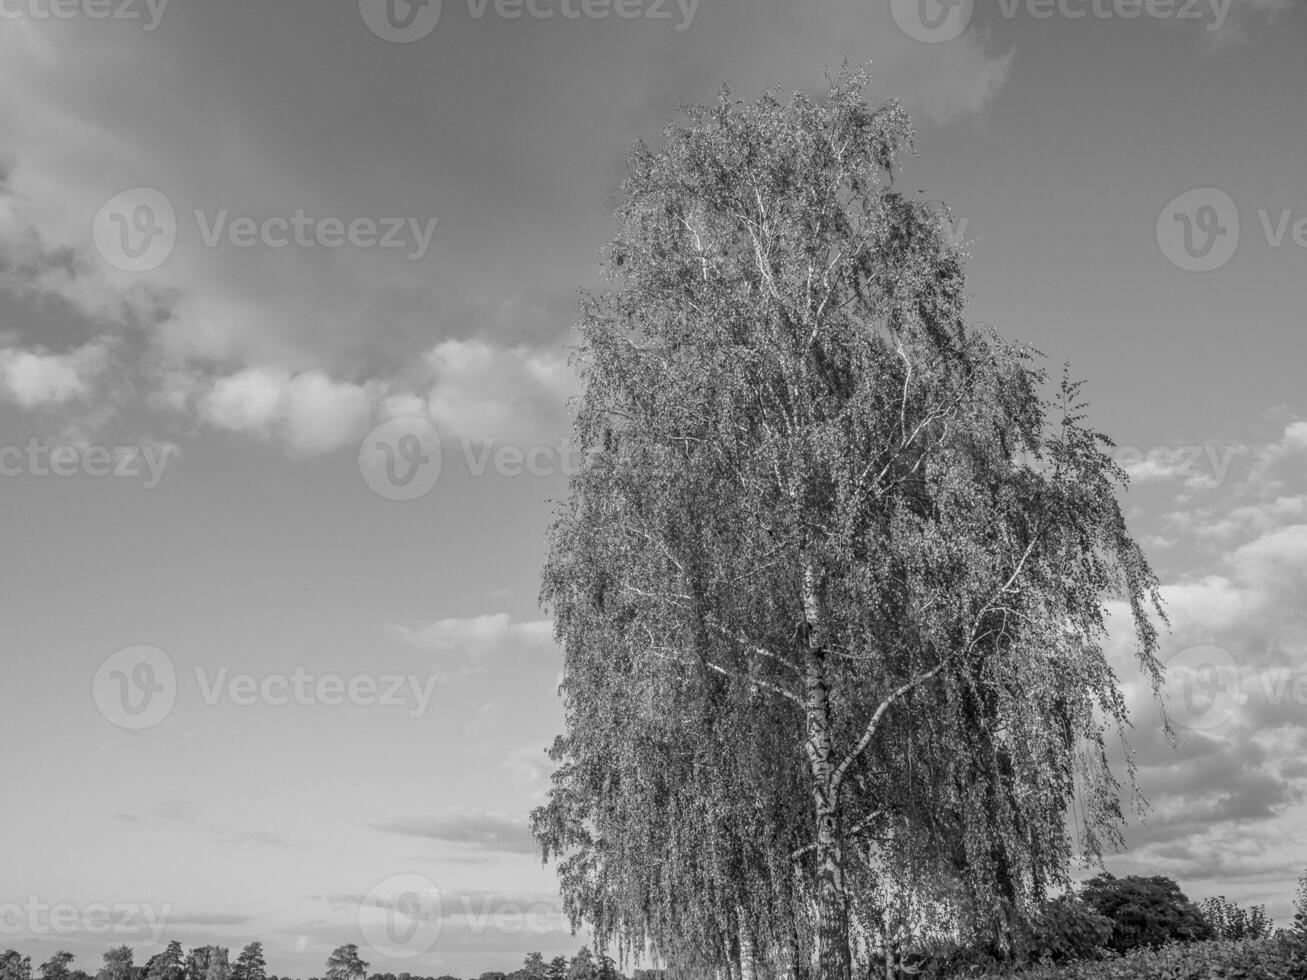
(3, 876, 1304, 980)
(0, 942, 662, 980)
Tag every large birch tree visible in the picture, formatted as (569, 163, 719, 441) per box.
(534, 70, 1166, 979)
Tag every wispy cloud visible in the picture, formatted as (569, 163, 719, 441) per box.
(370, 811, 537, 854)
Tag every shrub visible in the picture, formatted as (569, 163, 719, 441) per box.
(1079, 874, 1212, 954)
(907, 898, 1112, 976)
(963, 934, 1307, 980)
(1198, 895, 1276, 940)
(1019, 896, 1115, 964)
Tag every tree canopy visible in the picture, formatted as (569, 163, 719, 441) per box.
(533, 68, 1167, 980)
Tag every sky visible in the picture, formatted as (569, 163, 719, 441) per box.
(0, 0, 1305, 975)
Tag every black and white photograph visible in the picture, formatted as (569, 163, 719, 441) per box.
(1, 2, 1305, 978)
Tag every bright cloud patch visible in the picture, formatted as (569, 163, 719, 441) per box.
(200, 368, 375, 456)
(0, 339, 112, 409)
(389, 613, 555, 658)
(420, 339, 576, 447)
(1101, 418, 1307, 916)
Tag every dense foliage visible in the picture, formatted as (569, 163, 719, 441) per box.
(959, 935, 1307, 980)
(1199, 895, 1276, 941)
(1079, 875, 1212, 954)
(534, 66, 1167, 979)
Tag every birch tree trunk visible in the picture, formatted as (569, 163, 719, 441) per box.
(737, 908, 757, 980)
(802, 566, 853, 980)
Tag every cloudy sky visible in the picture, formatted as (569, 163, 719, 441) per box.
(1, 0, 1305, 975)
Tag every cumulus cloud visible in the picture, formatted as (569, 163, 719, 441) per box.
(1101, 418, 1307, 912)
(0, 338, 112, 409)
(199, 368, 376, 456)
(419, 339, 575, 447)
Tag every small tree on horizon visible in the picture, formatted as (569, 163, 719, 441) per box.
(230, 945, 265, 980)
(0, 951, 32, 980)
(565, 949, 596, 980)
(322, 947, 366, 980)
(144, 942, 185, 980)
(95, 948, 134, 980)
(38, 954, 75, 980)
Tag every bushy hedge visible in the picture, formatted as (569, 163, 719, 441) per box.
(902, 872, 1307, 979)
(961, 935, 1307, 980)
(1198, 895, 1276, 941)
(1079, 875, 1213, 954)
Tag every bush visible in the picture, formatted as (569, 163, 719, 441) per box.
(1019, 896, 1115, 964)
(1198, 895, 1276, 940)
(965, 934, 1307, 980)
(907, 898, 1113, 977)
(1079, 874, 1212, 953)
